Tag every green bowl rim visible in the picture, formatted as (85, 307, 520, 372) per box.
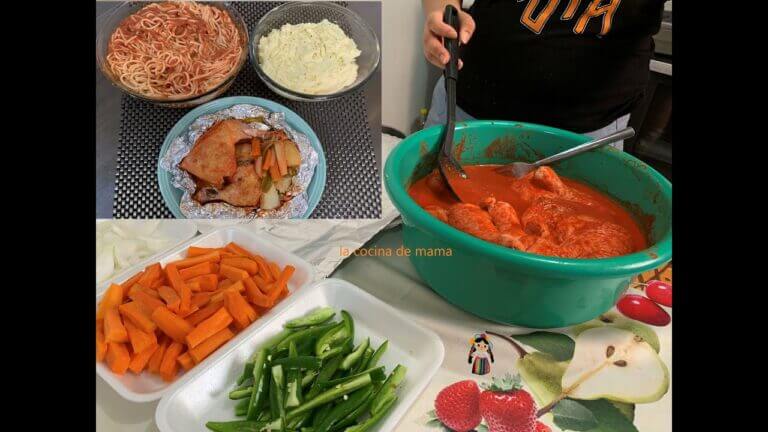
(384, 120, 672, 278)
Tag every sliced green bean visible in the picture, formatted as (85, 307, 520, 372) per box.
(306, 355, 343, 400)
(301, 371, 318, 388)
(205, 420, 267, 432)
(246, 349, 269, 420)
(229, 387, 254, 400)
(271, 356, 322, 370)
(284, 307, 336, 329)
(352, 347, 374, 374)
(344, 396, 397, 432)
(340, 338, 369, 370)
(366, 341, 387, 370)
(288, 373, 374, 419)
(370, 365, 406, 415)
(314, 385, 374, 432)
(234, 398, 250, 417)
(319, 367, 386, 389)
(313, 404, 333, 427)
(278, 323, 339, 352)
(271, 364, 286, 429)
(237, 329, 294, 385)
(314, 322, 349, 357)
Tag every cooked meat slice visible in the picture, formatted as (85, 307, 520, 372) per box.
(424, 205, 448, 223)
(447, 203, 500, 243)
(180, 119, 251, 188)
(235, 142, 253, 164)
(193, 163, 262, 207)
(482, 197, 521, 231)
(521, 196, 578, 237)
(532, 166, 568, 195)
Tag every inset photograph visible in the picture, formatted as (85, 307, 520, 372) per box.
(96, 1, 382, 219)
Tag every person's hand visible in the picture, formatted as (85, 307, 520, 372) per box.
(423, 8, 476, 69)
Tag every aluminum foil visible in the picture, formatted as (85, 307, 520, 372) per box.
(159, 104, 319, 219)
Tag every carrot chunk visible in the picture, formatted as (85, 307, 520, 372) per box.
(189, 328, 235, 363)
(177, 352, 195, 371)
(179, 262, 216, 280)
(96, 324, 108, 362)
(166, 264, 192, 315)
(148, 338, 170, 374)
(159, 342, 184, 382)
(104, 307, 129, 343)
(187, 246, 220, 257)
(128, 343, 159, 374)
(97, 283, 123, 320)
(106, 342, 131, 375)
(192, 292, 212, 308)
(224, 290, 258, 330)
(129, 289, 166, 313)
(186, 307, 234, 348)
(186, 301, 225, 326)
(167, 251, 221, 269)
(119, 270, 145, 292)
(220, 264, 250, 282)
(244, 278, 274, 308)
(157, 285, 181, 313)
(137, 263, 162, 287)
(151, 307, 194, 344)
(124, 320, 158, 354)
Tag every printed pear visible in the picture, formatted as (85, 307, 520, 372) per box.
(561, 327, 669, 403)
(572, 311, 661, 353)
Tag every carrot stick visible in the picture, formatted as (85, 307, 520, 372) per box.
(254, 258, 273, 282)
(120, 270, 145, 292)
(96, 324, 108, 362)
(192, 292, 211, 308)
(128, 343, 159, 374)
(186, 301, 225, 326)
(177, 352, 195, 371)
(106, 342, 131, 375)
(124, 320, 158, 354)
(275, 265, 296, 291)
(177, 304, 199, 318)
(130, 289, 166, 313)
(166, 265, 192, 315)
(266, 283, 285, 305)
(262, 148, 274, 171)
(224, 290, 258, 330)
(137, 263, 162, 287)
(221, 257, 259, 275)
(104, 307, 129, 343)
(187, 280, 202, 292)
(186, 307, 234, 348)
(157, 285, 181, 313)
(211, 280, 244, 303)
(268, 262, 282, 281)
(218, 279, 235, 291)
(251, 275, 271, 293)
(179, 262, 215, 280)
(167, 251, 221, 269)
(118, 301, 157, 333)
(151, 307, 194, 344)
(97, 284, 123, 321)
(188, 274, 218, 292)
(244, 278, 274, 308)
(187, 246, 221, 257)
(225, 242, 258, 260)
(148, 337, 169, 374)
(269, 163, 281, 182)
(189, 328, 235, 364)
(220, 264, 250, 282)
(275, 140, 288, 176)
(160, 341, 184, 382)
(251, 137, 262, 158)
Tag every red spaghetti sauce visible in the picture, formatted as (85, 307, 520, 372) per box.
(408, 165, 647, 258)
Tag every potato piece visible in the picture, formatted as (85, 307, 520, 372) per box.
(260, 185, 280, 210)
(275, 176, 292, 194)
(284, 141, 302, 167)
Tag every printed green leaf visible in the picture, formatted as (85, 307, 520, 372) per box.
(552, 398, 599, 431)
(512, 332, 575, 361)
(570, 399, 639, 432)
(476, 424, 489, 432)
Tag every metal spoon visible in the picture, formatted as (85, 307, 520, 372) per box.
(496, 127, 636, 178)
(437, 5, 472, 201)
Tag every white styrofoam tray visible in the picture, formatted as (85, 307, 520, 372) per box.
(156, 278, 445, 432)
(96, 226, 317, 402)
(97, 220, 199, 295)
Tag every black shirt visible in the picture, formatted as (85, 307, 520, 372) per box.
(456, 0, 665, 132)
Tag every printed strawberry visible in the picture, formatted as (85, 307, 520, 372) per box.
(534, 421, 551, 432)
(479, 374, 537, 432)
(434, 380, 482, 432)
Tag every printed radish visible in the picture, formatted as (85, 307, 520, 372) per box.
(617, 294, 671, 326)
(646, 280, 672, 307)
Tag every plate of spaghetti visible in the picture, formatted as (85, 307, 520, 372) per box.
(96, 1, 248, 107)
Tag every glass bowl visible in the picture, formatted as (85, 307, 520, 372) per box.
(250, 2, 381, 102)
(95, 1, 249, 108)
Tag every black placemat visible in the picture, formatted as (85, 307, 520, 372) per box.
(113, 1, 380, 219)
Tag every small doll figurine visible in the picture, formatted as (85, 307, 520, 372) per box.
(468, 333, 494, 375)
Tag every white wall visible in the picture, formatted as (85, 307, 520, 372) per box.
(381, 0, 431, 134)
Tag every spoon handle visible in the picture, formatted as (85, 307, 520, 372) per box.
(534, 127, 636, 167)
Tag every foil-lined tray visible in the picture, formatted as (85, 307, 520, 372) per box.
(159, 104, 319, 219)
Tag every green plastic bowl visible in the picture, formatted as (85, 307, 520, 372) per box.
(384, 121, 672, 328)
